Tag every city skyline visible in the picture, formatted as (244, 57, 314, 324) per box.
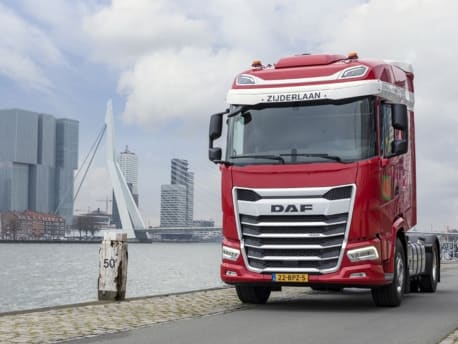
(0, 109, 78, 225)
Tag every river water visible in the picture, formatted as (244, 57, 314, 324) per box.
(0, 242, 223, 313)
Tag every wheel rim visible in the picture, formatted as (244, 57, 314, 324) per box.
(396, 253, 404, 294)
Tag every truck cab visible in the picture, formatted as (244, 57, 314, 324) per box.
(209, 53, 440, 307)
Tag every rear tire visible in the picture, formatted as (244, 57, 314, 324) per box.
(419, 244, 439, 292)
(372, 239, 405, 307)
(236, 285, 271, 304)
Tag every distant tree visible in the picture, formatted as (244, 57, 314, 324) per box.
(75, 215, 100, 239)
(9, 217, 18, 240)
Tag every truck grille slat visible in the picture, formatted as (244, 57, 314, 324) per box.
(243, 232, 344, 239)
(240, 214, 348, 224)
(249, 259, 338, 270)
(241, 220, 347, 227)
(244, 243, 342, 250)
(234, 185, 355, 273)
(247, 255, 339, 262)
(243, 224, 346, 236)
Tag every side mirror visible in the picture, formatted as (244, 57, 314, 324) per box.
(208, 112, 225, 163)
(209, 147, 222, 162)
(209, 113, 223, 141)
(392, 139, 408, 155)
(392, 104, 408, 130)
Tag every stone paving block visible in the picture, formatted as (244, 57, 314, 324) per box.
(0, 288, 246, 343)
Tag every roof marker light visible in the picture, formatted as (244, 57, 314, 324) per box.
(348, 52, 359, 59)
(251, 60, 263, 70)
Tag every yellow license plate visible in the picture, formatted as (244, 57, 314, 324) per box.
(273, 273, 309, 283)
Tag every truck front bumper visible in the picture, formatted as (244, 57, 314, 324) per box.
(221, 262, 389, 287)
(221, 238, 392, 288)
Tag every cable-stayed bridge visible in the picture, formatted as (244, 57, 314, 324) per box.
(75, 100, 221, 242)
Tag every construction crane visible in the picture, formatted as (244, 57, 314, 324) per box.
(97, 197, 113, 214)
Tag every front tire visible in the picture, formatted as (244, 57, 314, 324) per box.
(236, 285, 271, 304)
(372, 239, 405, 307)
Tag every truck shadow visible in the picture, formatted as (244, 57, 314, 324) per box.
(260, 288, 385, 313)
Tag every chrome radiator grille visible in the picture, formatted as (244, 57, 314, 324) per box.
(233, 185, 355, 274)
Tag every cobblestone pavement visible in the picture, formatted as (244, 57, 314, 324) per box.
(440, 329, 458, 344)
(0, 272, 457, 344)
(0, 288, 247, 343)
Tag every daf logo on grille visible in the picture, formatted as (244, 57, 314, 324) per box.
(271, 204, 313, 213)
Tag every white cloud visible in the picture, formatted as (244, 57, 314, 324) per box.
(0, 49, 53, 93)
(83, 0, 212, 67)
(85, 0, 362, 128)
(117, 47, 248, 128)
(18, 0, 94, 57)
(0, 3, 62, 92)
(203, 0, 361, 57)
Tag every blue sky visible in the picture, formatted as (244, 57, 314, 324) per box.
(1, 0, 457, 230)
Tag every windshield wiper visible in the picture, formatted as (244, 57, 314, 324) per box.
(280, 153, 344, 163)
(230, 154, 285, 164)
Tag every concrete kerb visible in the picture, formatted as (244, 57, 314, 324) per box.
(0, 286, 232, 318)
(438, 328, 458, 344)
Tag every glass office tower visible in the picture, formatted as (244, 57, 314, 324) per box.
(159, 159, 194, 227)
(0, 109, 79, 224)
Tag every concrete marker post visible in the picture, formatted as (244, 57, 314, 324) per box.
(98, 232, 128, 300)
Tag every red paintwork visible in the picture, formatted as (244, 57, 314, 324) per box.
(219, 54, 416, 287)
(275, 54, 347, 68)
(233, 58, 415, 92)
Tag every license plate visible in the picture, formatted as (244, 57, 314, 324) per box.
(272, 273, 309, 283)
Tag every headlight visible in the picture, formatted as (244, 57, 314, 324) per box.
(347, 246, 379, 262)
(236, 74, 256, 85)
(222, 246, 240, 261)
(340, 66, 368, 79)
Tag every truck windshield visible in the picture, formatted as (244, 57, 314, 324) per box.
(226, 97, 376, 165)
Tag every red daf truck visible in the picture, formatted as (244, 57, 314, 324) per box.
(208, 52, 440, 307)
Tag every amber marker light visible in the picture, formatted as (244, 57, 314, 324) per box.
(251, 60, 263, 69)
(348, 51, 359, 59)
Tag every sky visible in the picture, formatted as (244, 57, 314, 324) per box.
(0, 0, 457, 230)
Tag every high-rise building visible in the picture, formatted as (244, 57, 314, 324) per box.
(160, 184, 187, 227)
(0, 109, 79, 224)
(111, 146, 139, 228)
(55, 119, 79, 223)
(160, 159, 194, 227)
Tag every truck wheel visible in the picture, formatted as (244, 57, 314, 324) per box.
(371, 239, 405, 307)
(419, 244, 439, 292)
(235, 285, 271, 304)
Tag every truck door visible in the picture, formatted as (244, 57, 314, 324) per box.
(379, 102, 403, 256)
